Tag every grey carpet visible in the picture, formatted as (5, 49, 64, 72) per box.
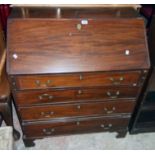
(3, 104, 155, 150)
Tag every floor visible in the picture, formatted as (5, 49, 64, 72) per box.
(5, 105, 154, 150)
(0, 127, 13, 149)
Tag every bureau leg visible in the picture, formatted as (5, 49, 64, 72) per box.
(23, 138, 35, 147)
(0, 117, 2, 126)
(2, 99, 20, 140)
(116, 130, 127, 138)
(13, 129, 21, 141)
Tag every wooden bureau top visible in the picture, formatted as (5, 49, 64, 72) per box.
(7, 7, 150, 75)
(9, 7, 140, 19)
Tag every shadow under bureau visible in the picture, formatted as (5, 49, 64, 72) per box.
(7, 7, 150, 147)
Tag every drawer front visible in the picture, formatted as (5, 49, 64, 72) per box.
(22, 116, 130, 138)
(14, 71, 141, 90)
(19, 100, 135, 121)
(15, 87, 139, 106)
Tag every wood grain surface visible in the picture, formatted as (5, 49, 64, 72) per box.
(0, 24, 5, 82)
(7, 19, 150, 75)
(22, 115, 130, 138)
(19, 99, 135, 121)
(14, 86, 139, 105)
(14, 71, 142, 90)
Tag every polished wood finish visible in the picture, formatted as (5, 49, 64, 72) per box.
(0, 71, 10, 101)
(0, 23, 20, 140)
(22, 116, 130, 138)
(15, 87, 139, 106)
(7, 7, 150, 147)
(0, 50, 6, 82)
(7, 19, 150, 75)
(19, 100, 135, 121)
(10, 7, 140, 19)
(14, 71, 142, 90)
(0, 63, 20, 141)
(0, 24, 6, 82)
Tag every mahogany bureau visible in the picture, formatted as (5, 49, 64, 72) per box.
(7, 7, 150, 147)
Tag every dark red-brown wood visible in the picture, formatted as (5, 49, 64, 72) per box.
(22, 115, 130, 138)
(0, 66, 20, 141)
(7, 19, 150, 75)
(14, 86, 139, 106)
(19, 99, 135, 121)
(13, 71, 142, 90)
(10, 7, 139, 19)
(6, 7, 151, 146)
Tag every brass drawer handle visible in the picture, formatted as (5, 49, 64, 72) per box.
(77, 90, 83, 95)
(100, 123, 112, 130)
(41, 111, 54, 118)
(43, 128, 55, 135)
(79, 74, 83, 80)
(104, 107, 116, 114)
(39, 94, 53, 100)
(77, 105, 81, 109)
(77, 23, 82, 30)
(109, 77, 124, 85)
(76, 121, 80, 126)
(106, 91, 120, 99)
(35, 80, 52, 87)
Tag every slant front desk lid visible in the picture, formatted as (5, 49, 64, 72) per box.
(7, 7, 150, 75)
